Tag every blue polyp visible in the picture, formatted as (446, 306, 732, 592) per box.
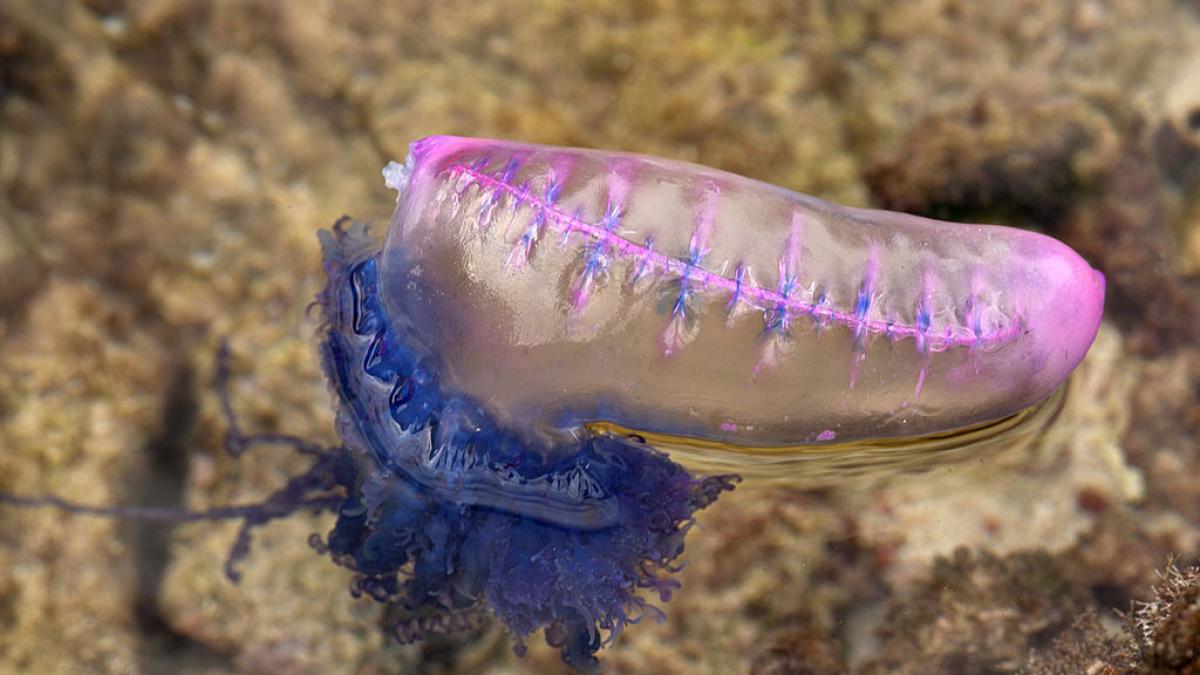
(317, 221, 737, 671)
(917, 301, 932, 335)
(500, 156, 523, 184)
(855, 283, 871, 321)
(970, 300, 984, 343)
(544, 174, 563, 203)
(729, 262, 746, 311)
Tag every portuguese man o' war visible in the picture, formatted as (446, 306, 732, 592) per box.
(0, 135, 1105, 671)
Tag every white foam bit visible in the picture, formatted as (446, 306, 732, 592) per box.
(383, 157, 413, 194)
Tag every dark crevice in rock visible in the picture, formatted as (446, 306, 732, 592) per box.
(128, 350, 237, 672)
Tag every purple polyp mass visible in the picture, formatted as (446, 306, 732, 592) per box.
(317, 220, 736, 672)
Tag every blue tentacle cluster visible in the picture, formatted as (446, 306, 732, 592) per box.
(315, 220, 737, 671)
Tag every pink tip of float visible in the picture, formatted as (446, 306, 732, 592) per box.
(1000, 232, 1105, 400)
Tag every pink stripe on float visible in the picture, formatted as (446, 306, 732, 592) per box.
(448, 163, 1023, 352)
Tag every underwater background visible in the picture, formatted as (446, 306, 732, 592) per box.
(1, 1, 1199, 673)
